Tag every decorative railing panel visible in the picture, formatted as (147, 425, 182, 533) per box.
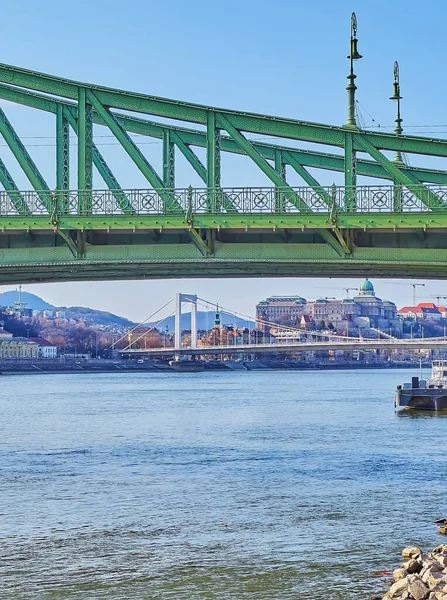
(0, 185, 446, 217)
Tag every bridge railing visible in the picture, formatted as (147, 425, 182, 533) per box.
(0, 185, 445, 216)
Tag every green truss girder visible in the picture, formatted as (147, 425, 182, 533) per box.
(0, 106, 51, 211)
(86, 90, 181, 213)
(4, 62, 447, 159)
(1, 82, 447, 187)
(217, 113, 346, 255)
(170, 130, 235, 211)
(0, 62, 445, 223)
(282, 150, 336, 210)
(0, 158, 31, 215)
(62, 107, 134, 213)
(56, 104, 69, 192)
(5, 210, 447, 231)
(355, 136, 445, 210)
(162, 130, 175, 188)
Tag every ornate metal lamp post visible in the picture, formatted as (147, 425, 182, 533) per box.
(390, 61, 404, 164)
(346, 12, 362, 128)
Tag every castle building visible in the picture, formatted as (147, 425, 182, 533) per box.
(256, 296, 307, 326)
(256, 279, 399, 332)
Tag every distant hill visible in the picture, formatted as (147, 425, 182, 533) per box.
(59, 306, 135, 328)
(0, 291, 54, 311)
(148, 310, 251, 331)
(0, 292, 248, 331)
(0, 291, 135, 328)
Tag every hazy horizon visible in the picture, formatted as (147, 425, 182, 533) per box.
(1, 277, 445, 323)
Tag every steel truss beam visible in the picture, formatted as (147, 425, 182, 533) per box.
(86, 90, 181, 213)
(355, 136, 445, 210)
(62, 107, 134, 214)
(1, 82, 447, 190)
(4, 62, 447, 158)
(170, 130, 234, 211)
(0, 158, 30, 215)
(0, 107, 51, 211)
(0, 63, 445, 224)
(217, 113, 346, 255)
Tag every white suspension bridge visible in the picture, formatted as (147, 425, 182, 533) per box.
(115, 293, 447, 359)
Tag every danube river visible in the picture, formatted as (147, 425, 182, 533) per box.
(1, 369, 445, 599)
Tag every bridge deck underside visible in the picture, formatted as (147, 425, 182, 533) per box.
(1, 219, 447, 283)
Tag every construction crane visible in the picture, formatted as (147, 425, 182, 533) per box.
(316, 286, 358, 298)
(411, 283, 425, 305)
(431, 295, 447, 306)
(383, 282, 425, 305)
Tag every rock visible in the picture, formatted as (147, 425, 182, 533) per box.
(407, 577, 429, 600)
(422, 565, 444, 584)
(389, 577, 410, 597)
(438, 527, 447, 535)
(433, 546, 447, 554)
(403, 547, 422, 559)
(403, 559, 423, 574)
(394, 568, 408, 581)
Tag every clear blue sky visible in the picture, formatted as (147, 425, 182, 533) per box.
(1, 0, 447, 321)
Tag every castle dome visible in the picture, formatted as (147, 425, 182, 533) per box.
(359, 278, 375, 296)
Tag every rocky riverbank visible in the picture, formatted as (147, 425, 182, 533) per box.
(381, 545, 447, 599)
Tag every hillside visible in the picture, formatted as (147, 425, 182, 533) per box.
(59, 306, 135, 328)
(0, 291, 54, 311)
(0, 291, 135, 328)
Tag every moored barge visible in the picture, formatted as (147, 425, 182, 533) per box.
(396, 360, 447, 411)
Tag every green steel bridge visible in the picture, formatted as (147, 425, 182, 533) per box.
(1, 15, 447, 282)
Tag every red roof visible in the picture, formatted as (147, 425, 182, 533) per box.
(417, 302, 438, 309)
(439, 306, 447, 312)
(398, 306, 421, 313)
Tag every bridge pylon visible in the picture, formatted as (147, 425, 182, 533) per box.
(175, 293, 198, 359)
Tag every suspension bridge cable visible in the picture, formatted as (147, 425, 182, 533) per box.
(107, 298, 174, 349)
(123, 310, 176, 350)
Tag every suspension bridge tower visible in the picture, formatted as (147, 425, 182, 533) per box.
(174, 293, 198, 359)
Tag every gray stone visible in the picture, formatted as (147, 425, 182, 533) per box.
(407, 577, 429, 600)
(422, 565, 443, 584)
(403, 559, 423, 574)
(389, 577, 410, 597)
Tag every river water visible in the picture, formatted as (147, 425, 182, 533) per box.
(1, 369, 446, 599)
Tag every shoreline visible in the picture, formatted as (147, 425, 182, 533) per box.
(0, 359, 429, 375)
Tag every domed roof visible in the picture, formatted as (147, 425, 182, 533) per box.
(360, 278, 374, 293)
